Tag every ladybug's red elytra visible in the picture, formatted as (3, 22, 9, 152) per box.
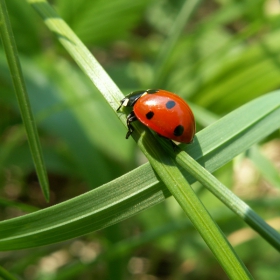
(117, 89, 195, 143)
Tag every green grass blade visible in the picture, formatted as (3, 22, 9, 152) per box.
(27, 0, 123, 111)
(0, 265, 17, 280)
(28, 1, 251, 275)
(57, 211, 233, 279)
(170, 91, 280, 250)
(12, 1, 278, 278)
(0, 0, 50, 201)
(153, 0, 203, 86)
(0, 163, 164, 250)
(0, 91, 277, 250)
(248, 145, 280, 189)
(0, 197, 39, 213)
(134, 132, 253, 279)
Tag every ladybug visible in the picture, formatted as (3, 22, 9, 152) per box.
(117, 89, 195, 143)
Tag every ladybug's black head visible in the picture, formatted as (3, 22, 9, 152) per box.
(117, 89, 159, 111)
(116, 97, 134, 111)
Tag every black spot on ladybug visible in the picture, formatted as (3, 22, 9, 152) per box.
(166, 100, 176, 109)
(146, 89, 159, 94)
(146, 111, 154, 120)
(174, 125, 184, 136)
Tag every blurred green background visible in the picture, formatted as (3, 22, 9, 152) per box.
(0, 0, 280, 279)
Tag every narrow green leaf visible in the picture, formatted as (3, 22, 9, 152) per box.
(154, 0, 203, 86)
(134, 131, 253, 279)
(190, 102, 219, 126)
(248, 145, 280, 189)
(0, 91, 277, 252)
(0, 265, 17, 280)
(0, 197, 39, 213)
(0, 0, 49, 201)
(12, 1, 278, 278)
(57, 211, 233, 279)
(169, 91, 280, 251)
(27, 0, 124, 111)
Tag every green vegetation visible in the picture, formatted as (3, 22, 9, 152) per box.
(0, 0, 279, 279)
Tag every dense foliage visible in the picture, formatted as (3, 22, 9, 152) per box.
(0, 0, 279, 279)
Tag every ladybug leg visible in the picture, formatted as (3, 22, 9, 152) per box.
(170, 140, 177, 151)
(126, 111, 138, 139)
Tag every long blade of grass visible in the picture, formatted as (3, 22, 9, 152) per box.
(0, 265, 17, 280)
(248, 145, 280, 189)
(171, 92, 280, 250)
(57, 210, 236, 279)
(0, 0, 50, 201)
(13, 1, 278, 277)
(153, 0, 203, 86)
(0, 90, 278, 251)
(29, 0, 279, 254)
(133, 130, 253, 279)
(27, 0, 123, 110)
(26, 2, 253, 277)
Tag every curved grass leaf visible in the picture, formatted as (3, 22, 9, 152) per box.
(11, 1, 279, 278)
(0, 91, 278, 252)
(132, 129, 253, 279)
(0, 265, 17, 280)
(27, 0, 124, 111)
(0, 0, 50, 201)
(153, 0, 203, 86)
(247, 145, 280, 189)
(57, 0, 151, 45)
(179, 92, 280, 252)
(55, 210, 239, 279)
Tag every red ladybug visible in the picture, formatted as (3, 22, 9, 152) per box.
(117, 89, 195, 143)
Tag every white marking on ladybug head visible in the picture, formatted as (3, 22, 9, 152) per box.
(123, 98, 130, 107)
